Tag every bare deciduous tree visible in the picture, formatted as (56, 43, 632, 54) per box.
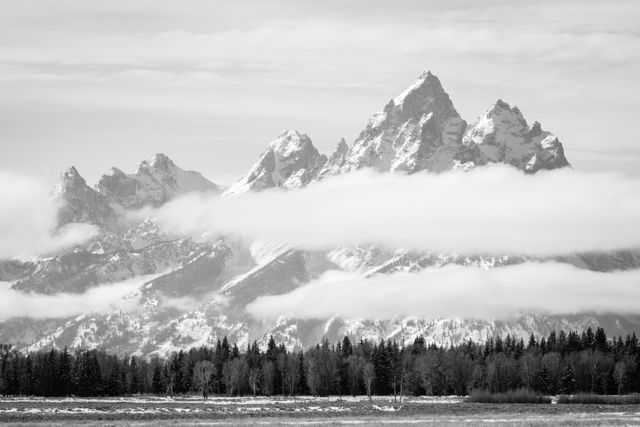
(192, 360, 214, 399)
(362, 362, 375, 404)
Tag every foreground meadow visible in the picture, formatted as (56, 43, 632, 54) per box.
(1, 395, 640, 425)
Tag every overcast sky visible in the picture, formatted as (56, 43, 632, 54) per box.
(1, 0, 639, 186)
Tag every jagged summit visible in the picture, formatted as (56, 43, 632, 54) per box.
(461, 100, 570, 172)
(268, 130, 314, 156)
(136, 153, 175, 175)
(392, 71, 460, 122)
(54, 166, 87, 193)
(224, 130, 326, 196)
(326, 71, 467, 174)
(96, 153, 219, 209)
(229, 71, 570, 186)
(0, 70, 589, 358)
(316, 138, 350, 179)
(53, 166, 119, 230)
(62, 165, 82, 180)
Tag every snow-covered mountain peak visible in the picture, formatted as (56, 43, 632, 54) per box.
(136, 153, 175, 175)
(315, 138, 350, 180)
(53, 166, 119, 231)
(462, 100, 570, 172)
(55, 166, 86, 192)
(104, 167, 125, 178)
(489, 99, 526, 123)
(224, 130, 326, 195)
(268, 130, 313, 157)
(96, 154, 218, 209)
(392, 71, 458, 120)
(334, 71, 466, 174)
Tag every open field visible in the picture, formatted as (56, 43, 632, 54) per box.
(1, 396, 640, 425)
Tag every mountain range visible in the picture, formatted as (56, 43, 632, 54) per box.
(1, 71, 637, 358)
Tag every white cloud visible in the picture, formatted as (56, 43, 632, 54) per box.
(0, 275, 153, 321)
(145, 166, 640, 257)
(246, 262, 640, 320)
(0, 172, 99, 259)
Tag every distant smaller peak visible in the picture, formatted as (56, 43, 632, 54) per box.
(493, 99, 511, 110)
(64, 166, 80, 178)
(419, 70, 435, 80)
(61, 166, 85, 183)
(269, 130, 316, 157)
(331, 138, 349, 158)
(105, 167, 125, 177)
(137, 153, 175, 174)
(57, 166, 86, 189)
(149, 153, 174, 169)
(487, 99, 525, 121)
(276, 129, 303, 139)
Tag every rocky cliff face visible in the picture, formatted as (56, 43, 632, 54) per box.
(54, 166, 120, 231)
(0, 71, 634, 359)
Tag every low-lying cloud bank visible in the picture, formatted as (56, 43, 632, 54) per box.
(246, 262, 640, 320)
(0, 172, 98, 259)
(0, 275, 153, 321)
(145, 166, 640, 257)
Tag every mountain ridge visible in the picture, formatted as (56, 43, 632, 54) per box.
(0, 71, 632, 359)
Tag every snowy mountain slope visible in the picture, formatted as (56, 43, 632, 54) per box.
(11, 238, 203, 294)
(0, 71, 638, 358)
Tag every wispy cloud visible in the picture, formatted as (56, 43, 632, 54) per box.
(0, 172, 99, 259)
(0, 275, 154, 321)
(144, 166, 640, 257)
(246, 262, 640, 320)
(1, 1, 639, 185)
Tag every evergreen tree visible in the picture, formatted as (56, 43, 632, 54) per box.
(151, 359, 164, 395)
(560, 363, 577, 394)
(535, 366, 552, 395)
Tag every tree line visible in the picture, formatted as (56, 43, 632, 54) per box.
(1, 327, 639, 398)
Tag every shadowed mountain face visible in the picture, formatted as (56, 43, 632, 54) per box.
(0, 72, 633, 359)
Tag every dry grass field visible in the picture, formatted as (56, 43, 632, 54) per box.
(1, 396, 640, 425)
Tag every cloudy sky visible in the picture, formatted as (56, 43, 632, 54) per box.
(1, 0, 639, 186)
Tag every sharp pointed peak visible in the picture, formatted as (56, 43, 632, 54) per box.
(330, 137, 349, 158)
(275, 129, 305, 139)
(494, 98, 510, 108)
(389, 70, 460, 120)
(137, 153, 176, 174)
(63, 165, 80, 177)
(395, 70, 445, 103)
(419, 70, 437, 80)
(55, 165, 87, 194)
(60, 166, 85, 184)
(268, 129, 315, 154)
(485, 99, 525, 121)
(149, 153, 174, 168)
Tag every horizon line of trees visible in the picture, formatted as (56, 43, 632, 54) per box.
(1, 327, 640, 399)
